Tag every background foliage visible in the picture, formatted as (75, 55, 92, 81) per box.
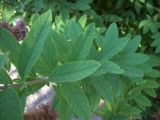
(0, 0, 160, 120)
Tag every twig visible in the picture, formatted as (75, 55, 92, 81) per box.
(0, 78, 48, 90)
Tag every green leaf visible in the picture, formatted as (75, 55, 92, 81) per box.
(104, 74, 122, 98)
(136, 63, 153, 73)
(139, 0, 145, 3)
(0, 53, 8, 70)
(128, 87, 142, 100)
(78, 15, 87, 28)
(52, 93, 61, 111)
(151, 33, 160, 48)
(18, 90, 29, 113)
(82, 79, 100, 111)
(52, 30, 70, 61)
(147, 70, 160, 78)
(152, 32, 160, 51)
(61, 83, 91, 120)
(73, 0, 91, 10)
(0, 27, 20, 65)
(68, 23, 95, 61)
(2, 6, 15, 21)
(60, 6, 69, 22)
(116, 53, 149, 65)
(91, 76, 113, 104)
(96, 23, 119, 49)
(0, 88, 23, 120)
(155, 45, 160, 53)
(96, 38, 129, 60)
(60, 97, 73, 120)
(34, 0, 43, 10)
(123, 35, 141, 53)
(17, 10, 52, 80)
(0, 69, 12, 84)
(135, 94, 152, 107)
(93, 61, 124, 76)
(104, 23, 119, 46)
(49, 60, 100, 83)
(96, 34, 105, 47)
(118, 103, 141, 116)
(35, 29, 58, 75)
(143, 88, 157, 98)
(110, 114, 129, 120)
(142, 80, 159, 88)
(120, 64, 144, 78)
(128, 77, 144, 83)
(105, 14, 123, 22)
(148, 55, 160, 67)
(31, 13, 39, 25)
(64, 20, 82, 41)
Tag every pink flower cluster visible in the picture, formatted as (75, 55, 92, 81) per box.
(1, 18, 28, 41)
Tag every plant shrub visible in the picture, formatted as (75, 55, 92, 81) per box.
(0, 0, 160, 120)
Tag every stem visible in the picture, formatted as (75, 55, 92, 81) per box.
(0, 78, 48, 91)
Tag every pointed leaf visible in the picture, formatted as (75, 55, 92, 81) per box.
(118, 103, 141, 116)
(64, 20, 82, 41)
(78, 15, 87, 28)
(0, 88, 23, 120)
(120, 64, 144, 78)
(135, 94, 152, 107)
(155, 45, 160, 53)
(96, 23, 118, 50)
(68, 23, 95, 61)
(35, 29, 58, 75)
(104, 74, 122, 97)
(93, 61, 123, 76)
(136, 63, 153, 73)
(0, 27, 20, 65)
(0, 69, 12, 84)
(91, 76, 113, 104)
(147, 55, 160, 67)
(49, 60, 100, 83)
(52, 30, 70, 61)
(143, 88, 157, 98)
(142, 80, 159, 88)
(128, 87, 142, 100)
(83, 80, 100, 111)
(96, 38, 129, 60)
(61, 83, 91, 120)
(60, 97, 73, 120)
(103, 23, 118, 47)
(17, 10, 52, 80)
(124, 35, 141, 53)
(116, 53, 149, 65)
(0, 53, 8, 70)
